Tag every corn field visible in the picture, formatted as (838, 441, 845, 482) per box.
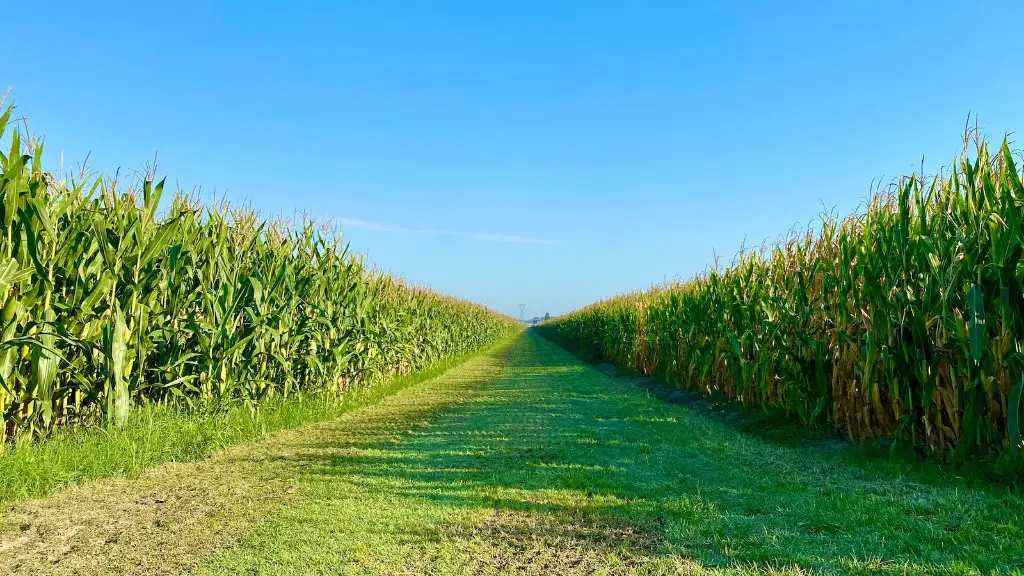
(541, 134, 1024, 460)
(0, 101, 518, 442)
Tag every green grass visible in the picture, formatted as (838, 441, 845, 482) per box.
(0, 341, 512, 506)
(191, 331, 1024, 575)
(582, 357, 1024, 492)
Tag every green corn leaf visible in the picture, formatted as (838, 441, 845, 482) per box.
(967, 284, 986, 362)
(1010, 380, 1023, 454)
(0, 257, 31, 296)
(107, 302, 130, 427)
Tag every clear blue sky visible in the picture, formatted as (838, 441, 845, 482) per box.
(5, 1, 1023, 318)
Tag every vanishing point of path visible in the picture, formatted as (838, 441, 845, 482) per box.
(1, 332, 1021, 575)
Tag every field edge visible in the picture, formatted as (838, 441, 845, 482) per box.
(0, 332, 522, 507)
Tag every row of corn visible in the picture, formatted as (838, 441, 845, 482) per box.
(0, 101, 519, 442)
(541, 135, 1024, 460)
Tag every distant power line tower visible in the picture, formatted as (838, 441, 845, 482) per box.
(518, 304, 525, 322)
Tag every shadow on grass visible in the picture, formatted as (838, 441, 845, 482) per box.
(544, 331, 1024, 495)
(280, 332, 1023, 574)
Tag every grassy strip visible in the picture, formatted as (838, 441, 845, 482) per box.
(0, 336, 516, 506)
(194, 331, 1024, 575)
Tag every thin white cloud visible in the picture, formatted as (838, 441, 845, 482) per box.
(336, 217, 559, 245)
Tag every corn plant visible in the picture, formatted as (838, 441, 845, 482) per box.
(0, 100, 519, 442)
(541, 134, 1024, 461)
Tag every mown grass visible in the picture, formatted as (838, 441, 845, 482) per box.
(0, 334, 518, 576)
(583, 354, 1024, 492)
(0, 341, 513, 506)
(193, 331, 1023, 575)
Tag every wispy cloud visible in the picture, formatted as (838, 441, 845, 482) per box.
(336, 218, 559, 245)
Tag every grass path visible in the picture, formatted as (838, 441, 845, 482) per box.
(2, 332, 1022, 574)
(0, 343, 512, 575)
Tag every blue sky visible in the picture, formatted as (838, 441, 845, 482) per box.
(5, 1, 1024, 318)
